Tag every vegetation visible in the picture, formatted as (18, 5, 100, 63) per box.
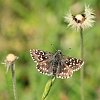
(0, 0, 100, 100)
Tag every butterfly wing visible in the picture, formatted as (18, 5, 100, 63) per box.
(30, 49, 54, 75)
(56, 62, 73, 79)
(62, 56, 84, 71)
(30, 49, 84, 79)
(56, 56, 84, 79)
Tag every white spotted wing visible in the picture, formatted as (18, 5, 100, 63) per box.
(30, 49, 84, 79)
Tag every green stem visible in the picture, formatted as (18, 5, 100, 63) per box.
(11, 63, 17, 100)
(42, 76, 56, 100)
(80, 27, 84, 100)
(80, 27, 84, 59)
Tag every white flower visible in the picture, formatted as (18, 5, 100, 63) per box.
(64, 5, 95, 31)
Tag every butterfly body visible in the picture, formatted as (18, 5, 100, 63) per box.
(30, 49, 84, 79)
(52, 50, 62, 75)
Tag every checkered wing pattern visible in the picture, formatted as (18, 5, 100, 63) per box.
(30, 49, 84, 79)
(56, 56, 84, 79)
(30, 49, 54, 75)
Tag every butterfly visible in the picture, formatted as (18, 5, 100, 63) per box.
(30, 49, 84, 79)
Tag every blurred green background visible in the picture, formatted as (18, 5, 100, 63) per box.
(0, 0, 100, 100)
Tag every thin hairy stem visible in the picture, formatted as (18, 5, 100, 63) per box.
(80, 27, 84, 100)
(42, 76, 56, 100)
(11, 64, 17, 100)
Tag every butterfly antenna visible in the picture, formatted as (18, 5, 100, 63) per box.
(68, 48, 71, 50)
(64, 48, 71, 52)
(51, 44, 57, 52)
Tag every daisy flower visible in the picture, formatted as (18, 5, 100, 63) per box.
(64, 5, 95, 31)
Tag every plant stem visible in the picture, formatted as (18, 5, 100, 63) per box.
(80, 27, 84, 100)
(42, 76, 56, 100)
(11, 63, 17, 100)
